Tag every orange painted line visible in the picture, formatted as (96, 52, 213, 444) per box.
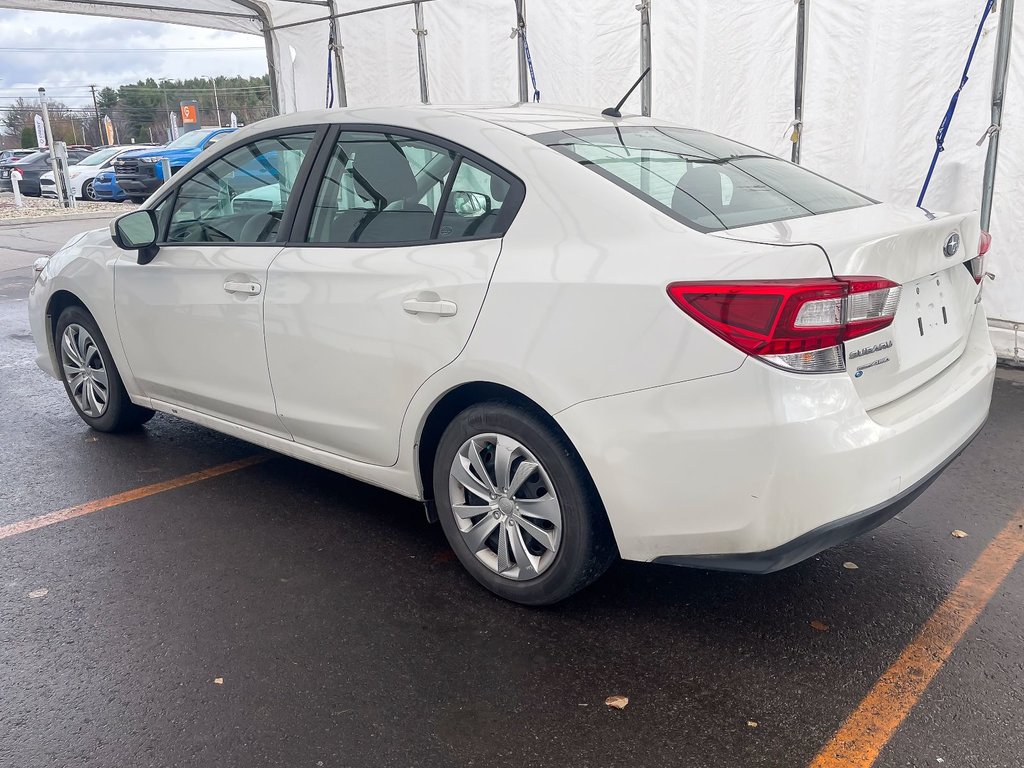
(810, 506, 1024, 768)
(0, 454, 268, 541)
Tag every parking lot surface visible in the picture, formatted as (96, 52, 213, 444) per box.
(1, 219, 1022, 767)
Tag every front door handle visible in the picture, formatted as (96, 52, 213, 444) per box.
(224, 280, 262, 296)
(402, 297, 457, 317)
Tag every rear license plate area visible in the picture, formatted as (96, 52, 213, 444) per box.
(896, 272, 961, 366)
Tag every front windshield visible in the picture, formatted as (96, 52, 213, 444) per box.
(165, 129, 218, 150)
(77, 148, 123, 166)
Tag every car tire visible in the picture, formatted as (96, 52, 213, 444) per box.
(54, 306, 155, 432)
(82, 180, 98, 201)
(433, 401, 617, 605)
(129, 197, 146, 204)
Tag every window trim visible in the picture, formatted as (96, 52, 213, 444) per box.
(288, 123, 526, 249)
(150, 124, 329, 247)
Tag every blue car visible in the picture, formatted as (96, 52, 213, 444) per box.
(113, 127, 237, 202)
(92, 169, 128, 202)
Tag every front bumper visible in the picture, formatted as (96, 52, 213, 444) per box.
(555, 307, 997, 568)
(116, 177, 162, 196)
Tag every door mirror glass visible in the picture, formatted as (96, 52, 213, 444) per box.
(111, 209, 157, 250)
(450, 190, 491, 218)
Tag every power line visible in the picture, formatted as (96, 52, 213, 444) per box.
(0, 46, 263, 53)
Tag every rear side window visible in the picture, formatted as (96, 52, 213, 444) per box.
(305, 130, 523, 246)
(535, 126, 872, 232)
(307, 132, 455, 244)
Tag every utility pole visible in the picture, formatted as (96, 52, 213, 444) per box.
(212, 77, 222, 127)
(158, 78, 172, 141)
(38, 87, 67, 208)
(89, 84, 102, 146)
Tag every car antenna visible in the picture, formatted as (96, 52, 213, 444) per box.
(601, 67, 651, 119)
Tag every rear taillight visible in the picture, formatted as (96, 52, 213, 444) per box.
(667, 277, 902, 373)
(967, 230, 991, 284)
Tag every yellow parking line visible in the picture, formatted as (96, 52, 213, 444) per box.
(0, 454, 268, 541)
(810, 506, 1024, 768)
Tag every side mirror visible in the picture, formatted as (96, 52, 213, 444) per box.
(451, 190, 491, 218)
(110, 209, 159, 264)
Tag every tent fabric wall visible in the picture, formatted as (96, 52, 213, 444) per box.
(2, 0, 1023, 337)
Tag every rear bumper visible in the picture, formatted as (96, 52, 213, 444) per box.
(653, 420, 983, 573)
(555, 307, 996, 567)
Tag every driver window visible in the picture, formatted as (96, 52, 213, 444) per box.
(307, 131, 455, 244)
(166, 132, 314, 244)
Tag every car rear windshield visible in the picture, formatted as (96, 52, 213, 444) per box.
(534, 126, 873, 232)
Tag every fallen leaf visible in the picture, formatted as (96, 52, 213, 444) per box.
(951, 530, 968, 538)
(85, 437, 98, 443)
(747, 720, 758, 728)
(213, 677, 224, 685)
(842, 562, 859, 570)
(28, 588, 48, 599)
(604, 695, 629, 709)
(810, 620, 830, 632)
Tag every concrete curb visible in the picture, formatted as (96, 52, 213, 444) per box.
(0, 212, 120, 227)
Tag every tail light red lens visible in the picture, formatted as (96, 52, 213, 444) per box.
(968, 230, 991, 284)
(667, 277, 901, 373)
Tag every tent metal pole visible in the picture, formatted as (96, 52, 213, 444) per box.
(792, 0, 810, 164)
(231, 0, 283, 115)
(261, 24, 282, 114)
(515, 0, 529, 104)
(981, 0, 1014, 231)
(414, 1, 430, 103)
(326, 0, 349, 107)
(638, 1, 652, 116)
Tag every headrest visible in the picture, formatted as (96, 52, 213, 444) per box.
(351, 141, 416, 206)
(672, 164, 724, 215)
(490, 174, 507, 203)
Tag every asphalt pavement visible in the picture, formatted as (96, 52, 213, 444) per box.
(1, 218, 1022, 768)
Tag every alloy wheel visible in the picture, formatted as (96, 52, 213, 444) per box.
(448, 433, 562, 581)
(59, 324, 109, 417)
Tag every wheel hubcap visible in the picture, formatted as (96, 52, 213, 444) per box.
(59, 324, 109, 418)
(448, 433, 562, 581)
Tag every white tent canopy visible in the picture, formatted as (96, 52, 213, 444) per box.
(3, 0, 1023, 358)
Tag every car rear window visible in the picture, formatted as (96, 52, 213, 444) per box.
(533, 126, 873, 232)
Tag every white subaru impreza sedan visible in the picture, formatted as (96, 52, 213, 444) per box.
(28, 105, 996, 605)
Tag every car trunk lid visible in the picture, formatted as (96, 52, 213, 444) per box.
(714, 203, 983, 410)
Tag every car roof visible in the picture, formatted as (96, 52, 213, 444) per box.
(228, 103, 671, 140)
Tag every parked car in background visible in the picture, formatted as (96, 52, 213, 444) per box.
(0, 149, 35, 164)
(0, 148, 93, 196)
(114, 127, 236, 203)
(40, 145, 158, 201)
(91, 169, 129, 202)
(28, 105, 996, 605)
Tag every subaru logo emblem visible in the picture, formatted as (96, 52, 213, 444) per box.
(944, 232, 960, 258)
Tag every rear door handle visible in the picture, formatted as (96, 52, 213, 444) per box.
(224, 280, 262, 296)
(402, 298, 457, 317)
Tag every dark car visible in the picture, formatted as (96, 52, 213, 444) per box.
(0, 148, 93, 196)
(114, 127, 236, 202)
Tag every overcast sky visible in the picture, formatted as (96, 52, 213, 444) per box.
(0, 10, 268, 108)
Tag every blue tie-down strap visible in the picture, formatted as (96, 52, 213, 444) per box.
(523, 34, 540, 102)
(918, 0, 995, 208)
(326, 31, 336, 109)
(516, 14, 540, 103)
